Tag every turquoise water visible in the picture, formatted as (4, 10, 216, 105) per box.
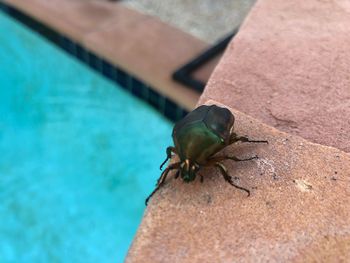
(0, 12, 172, 262)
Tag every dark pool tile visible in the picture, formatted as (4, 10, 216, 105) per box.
(1, 3, 60, 44)
(164, 98, 179, 121)
(60, 36, 70, 51)
(60, 37, 76, 55)
(147, 88, 162, 110)
(115, 69, 128, 88)
(74, 45, 86, 61)
(88, 52, 102, 71)
(101, 60, 114, 80)
(66, 40, 76, 56)
(131, 77, 147, 99)
(0, 2, 9, 12)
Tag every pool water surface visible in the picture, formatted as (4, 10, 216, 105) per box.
(0, 11, 172, 262)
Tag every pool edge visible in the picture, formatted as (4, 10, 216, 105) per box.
(0, 0, 209, 121)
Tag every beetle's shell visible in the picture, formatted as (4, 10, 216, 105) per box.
(173, 105, 234, 164)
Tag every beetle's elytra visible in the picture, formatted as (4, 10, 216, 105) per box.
(146, 104, 268, 205)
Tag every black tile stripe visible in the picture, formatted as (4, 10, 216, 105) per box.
(0, 1, 189, 122)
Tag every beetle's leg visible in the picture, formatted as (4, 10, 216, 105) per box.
(159, 146, 177, 170)
(174, 170, 180, 179)
(146, 162, 180, 205)
(200, 175, 204, 183)
(157, 161, 180, 185)
(205, 155, 258, 166)
(230, 132, 268, 145)
(147, 168, 172, 205)
(215, 162, 250, 197)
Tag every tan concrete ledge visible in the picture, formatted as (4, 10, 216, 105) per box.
(128, 1, 350, 260)
(200, 0, 350, 152)
(127, 99, 350, 262)
(3, 0, 216, 110)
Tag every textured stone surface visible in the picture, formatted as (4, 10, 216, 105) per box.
(200, 0, 350, 152)
(122, 0, 256, 43)
(127, 100, 350, 262)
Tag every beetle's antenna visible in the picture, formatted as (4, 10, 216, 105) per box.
(159, 146, 176, 170)
(216, 162, 250, 196)
(159, 158, 169, 171)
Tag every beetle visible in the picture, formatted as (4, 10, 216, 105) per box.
(145, 104, 268, 205)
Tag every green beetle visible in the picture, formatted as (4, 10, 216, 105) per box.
(145, 104, 267, 205)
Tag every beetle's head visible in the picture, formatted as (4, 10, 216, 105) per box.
(180, 159, 199, 183)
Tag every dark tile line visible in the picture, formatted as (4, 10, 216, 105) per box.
(0, 1, 188, 122)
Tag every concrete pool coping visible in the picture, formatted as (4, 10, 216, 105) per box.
(128, 100, 350, 262)
(2, 0, 219, 111)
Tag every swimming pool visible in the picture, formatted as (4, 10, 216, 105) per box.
(0, 11, 172, 262)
